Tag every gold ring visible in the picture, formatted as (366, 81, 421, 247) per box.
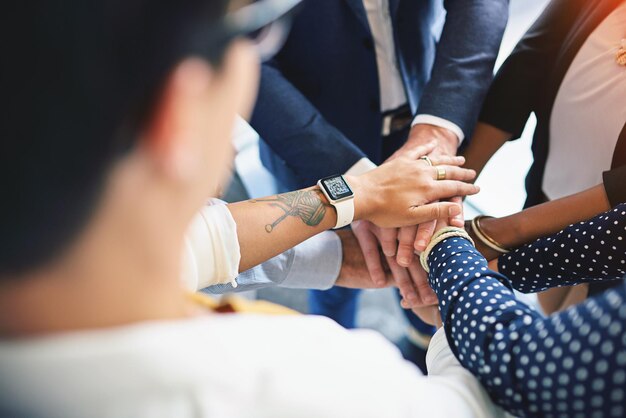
(436, 167, 446, 181)
(419, 156, 433, 166)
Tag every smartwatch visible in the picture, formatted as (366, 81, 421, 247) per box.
(317, 175, 355, 229)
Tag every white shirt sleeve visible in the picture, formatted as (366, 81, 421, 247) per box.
(180, 199, 241, 291)
(203, 231, 342, 293)
(426, 328, 507, 417)
(412, 114, 465, 145)
(345, 157, 378, 176)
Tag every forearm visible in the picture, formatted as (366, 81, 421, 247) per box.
(228, 186, 337, 272)
(461, 122, 512, 178)
(417, 0, 508, 137)
(481, 184, 611, 250)
(498, 202, 626, 293)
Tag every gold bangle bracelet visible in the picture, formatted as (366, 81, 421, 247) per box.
(471, 215, 510, 254)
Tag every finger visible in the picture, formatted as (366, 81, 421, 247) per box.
(414, 220, 436, 252)
(428, 154, 466, 167)
(352, 222, 387, 287)
(408, 202, 463, 225)
(387, 141, 437, 162)
(429, 180, 480, 201)
(396, 225, 417, 267)
(430, 165, 477, 182)
(387, 256, 419, 305)
(400, 298, 411, 310)
(448, 196, 465, 227)
(408, 261, 438, 305)
(378, 227, 398, 257)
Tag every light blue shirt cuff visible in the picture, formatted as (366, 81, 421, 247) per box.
(202, 231, 342, 294)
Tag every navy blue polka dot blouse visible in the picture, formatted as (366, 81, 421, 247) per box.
(427, 203, 626, 418)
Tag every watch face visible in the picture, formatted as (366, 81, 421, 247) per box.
(321, 176, 353, 201)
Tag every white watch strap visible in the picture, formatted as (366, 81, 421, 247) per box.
(332, 197, 354, 229)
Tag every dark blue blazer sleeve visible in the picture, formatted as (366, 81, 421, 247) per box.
(250, 62, 366, 189)
(416, 0, 509, 140)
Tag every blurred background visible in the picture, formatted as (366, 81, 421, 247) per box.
(225, 0, 550, 343)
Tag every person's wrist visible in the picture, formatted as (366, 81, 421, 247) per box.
(466, 219, 499, 261)
(345, 174, 375, 222)
(480, 216, 515, 251)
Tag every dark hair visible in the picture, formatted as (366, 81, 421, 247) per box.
(0, 1, 229, 277)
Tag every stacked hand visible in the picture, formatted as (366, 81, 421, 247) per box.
(353, 124, 467, 309)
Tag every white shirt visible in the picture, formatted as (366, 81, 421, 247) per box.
(0, 318, 505, 418)
(544, 1, 626, 200)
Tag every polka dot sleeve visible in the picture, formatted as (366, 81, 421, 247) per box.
(428, 238, 626, 418)
(498, 203, 626, 293)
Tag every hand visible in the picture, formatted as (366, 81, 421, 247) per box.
(348, 141, 478, 228)
(388, 124, 459, 162)
(351, 220, 437, 305)
(388, 125, 463, 253)
(334, 229, 394, 289)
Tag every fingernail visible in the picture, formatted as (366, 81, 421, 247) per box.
(416, 240, 426, 249)
(398, 257, 409, 266)
(448, 205, 461, 217)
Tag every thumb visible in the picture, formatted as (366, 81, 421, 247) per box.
(408, 202, 461, 225)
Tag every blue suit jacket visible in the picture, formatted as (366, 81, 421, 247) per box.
(251, 0, 508, 190)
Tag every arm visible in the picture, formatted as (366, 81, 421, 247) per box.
(464, 0, 588, 176)
(427, 236, 626, 417)
(497, 202, 626, 293)
(479, 0, 584, 139)
(230, 149, 478, 272)
(471, 184, 612, 261)
(389, 0, 508, 262)
(204, 229, 395, 294)
(461, 122, 512, 178)
(250, 63, 366, 187)
(203, 231, 343, 294)
(415, 0, 508, 141)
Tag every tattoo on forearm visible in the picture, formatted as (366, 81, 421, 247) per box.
(251, 189, 330, 232)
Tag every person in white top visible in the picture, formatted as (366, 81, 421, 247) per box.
(0, 1, 504, 418)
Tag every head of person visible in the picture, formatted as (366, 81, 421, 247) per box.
(0, 0, 297, 333)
